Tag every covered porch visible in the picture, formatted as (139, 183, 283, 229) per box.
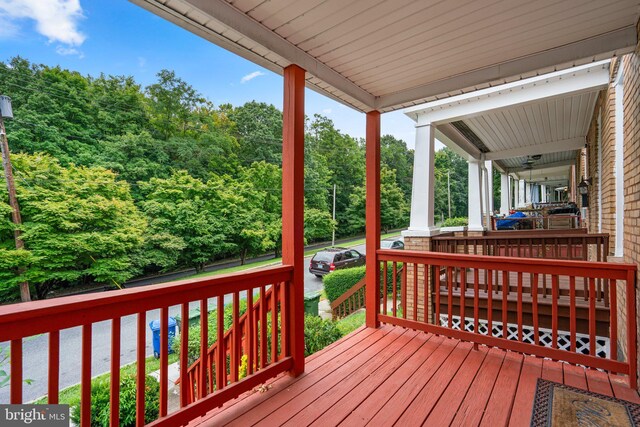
(1, 0, 640, 426)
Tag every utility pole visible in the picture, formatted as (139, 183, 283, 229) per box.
(447, 169, 451, 219)
(331, 183, 336, 246)
(0, 95, 30, 302)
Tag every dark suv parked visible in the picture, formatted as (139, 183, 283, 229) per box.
(309, 247, 366, 277)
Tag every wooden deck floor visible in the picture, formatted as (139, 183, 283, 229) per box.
(188, 325, 640, 426)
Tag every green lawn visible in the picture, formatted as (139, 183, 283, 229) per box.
(187, 231, 401, 280)
(336, 310, 366, 336)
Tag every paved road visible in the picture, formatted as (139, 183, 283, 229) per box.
(0, 243, 366, 403)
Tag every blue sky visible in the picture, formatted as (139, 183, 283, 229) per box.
(0, 0, 417, 148)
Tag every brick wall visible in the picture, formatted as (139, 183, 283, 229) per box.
(621, 19, 640, 380)
(404, 236, 432, 322)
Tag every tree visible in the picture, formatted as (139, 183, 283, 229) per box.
(381, 134, 414, 199)
(344, 166, 409, 235)
(138, 172, 232, 272)
(304, 208, 335, 242)
(145, 70, 206, 140)
(434, 147, 468, 220)
(228, 101, 283, 165)
(0, 154, 146, 300)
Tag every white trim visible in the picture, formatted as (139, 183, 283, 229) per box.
(597, 108, 602, 233)
(510, 159, 576, 173)
(614, 67, 625, 257)
(402, 228, 441, 238)
(404, 60, 613, 124)
(485, 138, 585, 161)
(408, 124, 437, 232)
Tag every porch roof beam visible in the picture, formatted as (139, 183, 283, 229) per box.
(405, 60, 611, 125)
(485, 137, 585, 161)
(436, 123, 482, 161)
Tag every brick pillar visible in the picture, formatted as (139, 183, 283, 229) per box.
(404, 236, 434, 323)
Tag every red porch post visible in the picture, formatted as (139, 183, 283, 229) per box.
(366, 111, 381, 328)
(282, 64, 306, 376)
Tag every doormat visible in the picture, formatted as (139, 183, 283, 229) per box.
(530, 378, 640, 426)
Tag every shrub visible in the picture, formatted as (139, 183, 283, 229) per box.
(323, 264, 401, 304)
(70, 374, 159, 427)
(441, 217, 468, 227)
(304, 315, 342, 356)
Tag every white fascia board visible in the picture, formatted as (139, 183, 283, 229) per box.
(485, 138, 585, 161)
(131, 0, 376, 111)
(408, 61, 611, 126)
(385, 26, 636, 112)
(436, 124, 482, 160)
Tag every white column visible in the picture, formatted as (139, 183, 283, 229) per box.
(541, 185, 546, 203)
(408, 123, 439, 235)
(483, 160, 494, 215)
(468, 160, 484, 231)
(500, 173, 510, 215)
(518, 179, 526, 207)
(513, 177, 520, 209)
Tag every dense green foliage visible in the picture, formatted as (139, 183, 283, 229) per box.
(323, 264, 400, 303)
(441, 217, 468, 227)
(70, 374, 159, 427)
(0, 57, 467, 300)
(304, 314, 343, 356)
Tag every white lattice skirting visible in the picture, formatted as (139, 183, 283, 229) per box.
(439, 314, 610, 358)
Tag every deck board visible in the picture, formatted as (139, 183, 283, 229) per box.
(190, 325, 639, 427)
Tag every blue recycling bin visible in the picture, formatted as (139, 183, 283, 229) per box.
(149, 317, 177, 359)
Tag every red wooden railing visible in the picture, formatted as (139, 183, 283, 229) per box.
(375, 250, 637, 388)
(330, 277, 366, 319)
(179, 286, 278, 405)
(0, 265, 294, 426)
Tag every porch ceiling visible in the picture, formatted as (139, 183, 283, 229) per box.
(129, 0, 639, 113)
(405, 60, 612, 184)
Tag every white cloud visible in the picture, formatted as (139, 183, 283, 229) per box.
(55, 45, 83, 58)
(0, 0, 86, 45)
(321, 108, 332, 115)
(240, 71, 265, 84)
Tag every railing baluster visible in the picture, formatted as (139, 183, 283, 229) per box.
(447, 267, 453, 328)
(589, 277, 596, 356)
(382, 262, 388, 316)
(460, 267, 466, 330)
(216, 295, 224, 390)
(231, 292, 240, 382)
(271, 282, 279, 363)
(473, 269, 479, 333)
(502, 271, 508, 338)
(424, 263, 429, 323)
(487, 270, 493, 336)
(392, 262, 397, 317)
(413, 263, 419, 321)
(532, 274, 539, 345)
(552, 275, 559, 349)
(180, 303, 189, 407)
(81, 324, 92, 427)
(402, 265, 407, 320)
(160, 308, 169, 416)
(136, 313, 145, 427)
(434, 264, 440, 325)
(280, 282, 288, 359)
(110, 317, 121, 427)
(570, 277, 577, 353)
(10, 338, 22, 404)
(48, 331, 59, 404)
(259, 286, 267, 369)
(247, 289, 254, 375)
(609, 279, 617, 362)
(198, 300, 208, 400)
(626, 269, 637, 389)
(517, 272, 523, 341)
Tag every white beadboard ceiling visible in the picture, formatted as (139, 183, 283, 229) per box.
(130, 0, 639, 112)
